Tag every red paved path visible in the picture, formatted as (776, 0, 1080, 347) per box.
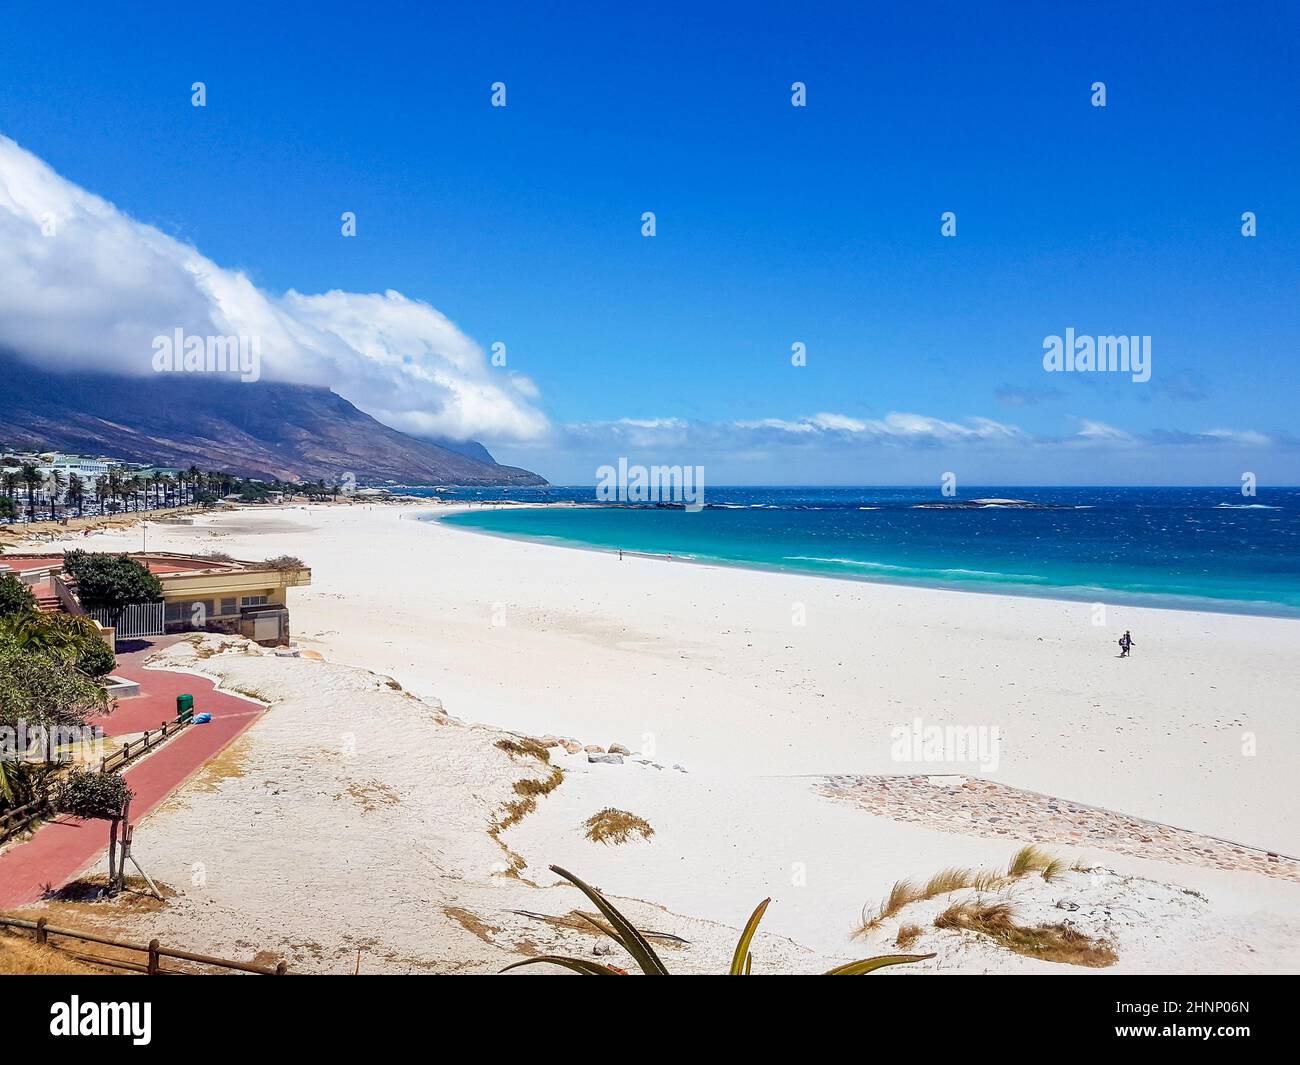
(0, 638, 264, 909)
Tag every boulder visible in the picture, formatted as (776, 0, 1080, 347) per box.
(588, 753, 624, 765)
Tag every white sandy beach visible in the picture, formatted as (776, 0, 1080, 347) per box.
(21, 502, 1300, 974)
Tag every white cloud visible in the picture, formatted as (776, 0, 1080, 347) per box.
(1073, 418, 1133, 441)
(1203, 428, 1272, 447)
(0, 134, 547, 443)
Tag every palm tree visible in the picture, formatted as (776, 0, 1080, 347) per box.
(66, 473, 85, 517)
(187, 465, 202, 504)
(103, 467, 123, 514)
(43, 469, 66, 520)
(19, 463, 40, 520)
(2, 470, 18, 508)
(149, 471, 165, 511)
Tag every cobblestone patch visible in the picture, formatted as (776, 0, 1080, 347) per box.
(819, 774, 1300, 883)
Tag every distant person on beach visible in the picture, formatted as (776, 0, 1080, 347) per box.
(1118, 630, 1134, 657)
(618, 548, 623, 560)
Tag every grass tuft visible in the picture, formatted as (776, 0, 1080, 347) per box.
(894, 924, 923, 950)
(1006, 845, 1054, 878)
(935, 898, 1116, 967)
(855, 845, 1074, 937)
(583, 808, 655, 846)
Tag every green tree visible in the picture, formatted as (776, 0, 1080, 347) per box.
(65, 473, 85, 518)
(44, 469, 66, 520)
(0, 644, 109, 732)
(61, 550, 163, 628)
(19, 463, 40, 520)
(54, 768, 135, 889)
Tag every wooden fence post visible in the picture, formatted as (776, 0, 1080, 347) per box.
(107, 817, 119, 886)
(35, 917, 48, 945)
(147, 939, 161, 975)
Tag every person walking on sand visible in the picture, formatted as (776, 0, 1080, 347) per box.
(1118, 630, 1134, 657)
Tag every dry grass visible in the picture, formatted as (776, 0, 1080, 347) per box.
(514, 766, 564, 799)
(924, 867, 979, 897)
(0, 929, 114, 975)
(495, 737, 551, 764)
(1040, 858, 1065, 882)
(583, 808, 655, 846)
(856, 845, 1070, 935)
(488, 756, 565, 870)
(934, 899, 1116, 967)
(894, 923, 923, 950)
(1006, 845, 1055, 878)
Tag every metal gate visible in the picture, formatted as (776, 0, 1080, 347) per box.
(88, 601, 165, 639)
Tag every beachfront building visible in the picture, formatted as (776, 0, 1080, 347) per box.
(0, 551, 311, 646)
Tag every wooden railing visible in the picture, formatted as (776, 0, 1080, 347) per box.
(0, 708, 194, 843)
(0, 915, 289, 974)
(99, 708, 193, 774)
(0, 797, 53, 844)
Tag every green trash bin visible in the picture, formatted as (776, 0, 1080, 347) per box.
(177, 694, 194, 722)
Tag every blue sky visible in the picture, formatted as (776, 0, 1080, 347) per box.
(1, 1, 1297, 484)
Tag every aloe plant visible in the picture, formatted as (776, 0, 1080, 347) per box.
(502, 865, 935, 976)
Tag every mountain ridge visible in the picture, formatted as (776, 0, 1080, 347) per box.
(0, 353, 547, 486)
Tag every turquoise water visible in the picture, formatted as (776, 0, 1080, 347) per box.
(428, 486, 1300, 618)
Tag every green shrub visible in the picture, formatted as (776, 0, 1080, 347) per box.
(0, 573, 36, 619)
(0, 613, 116, 678)
(54, 768, 132, 820)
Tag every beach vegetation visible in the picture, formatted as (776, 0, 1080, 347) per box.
(895, 924, 924, 950)
(934, 898, 1116, 967)
(501, 865, 934, 976)
(514, 765, 564, 799)
(495, 736, 551, 763)
(0, 573, 36, 618)
(583, 807, 654, 845)
(1006, 844, 1055, 878)
(856, 845, 1069, 935)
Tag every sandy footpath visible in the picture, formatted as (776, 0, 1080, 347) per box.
(19, 502, 1300, 973)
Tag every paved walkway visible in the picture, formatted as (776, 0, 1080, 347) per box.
(0, 637, 265, 909)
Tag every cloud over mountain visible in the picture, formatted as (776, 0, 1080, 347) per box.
(0, 135, 547, 445)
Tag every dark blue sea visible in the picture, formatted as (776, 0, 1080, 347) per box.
(409, 486, 1300, 618)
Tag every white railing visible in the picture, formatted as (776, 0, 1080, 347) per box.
(87, 601, 165, 639)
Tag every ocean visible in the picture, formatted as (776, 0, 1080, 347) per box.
(411, 486, 1300, 618)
